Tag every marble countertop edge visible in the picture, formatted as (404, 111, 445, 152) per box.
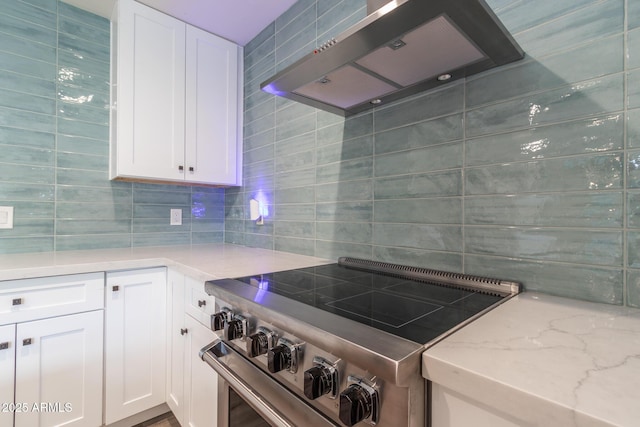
(423, 351, 615, 427)
(0, 243, 332, 282)
(422, 292, 640, 427)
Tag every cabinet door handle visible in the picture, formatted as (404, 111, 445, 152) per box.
(178, 165, 184, 171)
(112, 285, 119, 292)
(22, 338, 32, 346)
(0, 342, 9, 350)
(180, 328, 188, 336)
(198, 300, 206, 307)
(188, 166, 194, 172)
(12, 298, 23, 306)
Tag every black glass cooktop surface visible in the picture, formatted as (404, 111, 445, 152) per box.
(233, 263, 503, 344)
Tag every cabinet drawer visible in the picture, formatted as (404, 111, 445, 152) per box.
(0, 273, 104, 325)
(184, 276, 215, 327)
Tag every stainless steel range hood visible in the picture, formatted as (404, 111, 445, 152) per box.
(260, 0, 524, 117)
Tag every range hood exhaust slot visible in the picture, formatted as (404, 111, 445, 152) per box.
(260, 0, 524, 117)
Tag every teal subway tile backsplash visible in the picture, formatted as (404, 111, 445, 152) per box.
(374, 142, 463, 177)
(466, 153, 623, 195)
(464, 227, 623, 266)
(466, 193, 623, 228)
(496, 0, 599, 34)
(374, 170, 462, 199)
(228, 0, 639, 306)
(375, 198, 462, 225)
(466, 74, 624, 138)
(465, 115, 623, 166)
(0, 0, 225, 253)
(512, 0, 623, 57)
(2, 0, 638, 306)
(629, 28, 640, 70)
(466, 255, 623, 304)
(465, 35, 624, 109)
(628, 69, 640, 108)
(373, 83, 464, 132)
(0, 237, 53, 254)
(374, 114, 463, 155)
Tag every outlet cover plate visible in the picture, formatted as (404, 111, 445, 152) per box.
(170, 209, 182, 226)
(0, 206, 14, 229)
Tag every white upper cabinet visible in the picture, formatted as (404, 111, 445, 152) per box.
(110, 0, 243, 186)
(186, 25, 241, 186)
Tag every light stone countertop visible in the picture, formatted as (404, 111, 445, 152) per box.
(423, 292, 640, 427)
(0, 243, 331, 283)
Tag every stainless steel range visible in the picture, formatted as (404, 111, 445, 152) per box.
(200, 257, 521, 427)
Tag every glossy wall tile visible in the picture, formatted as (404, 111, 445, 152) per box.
(0, 0, 225, 254)
(228, 0, 640, 307)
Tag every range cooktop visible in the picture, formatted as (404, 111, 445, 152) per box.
(231, 259, 514, 344)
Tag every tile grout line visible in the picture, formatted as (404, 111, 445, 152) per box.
(623, 0, 629, 306)
(53, 0, 59, 252)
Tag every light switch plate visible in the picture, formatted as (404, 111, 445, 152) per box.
(0, 206, 14, 229)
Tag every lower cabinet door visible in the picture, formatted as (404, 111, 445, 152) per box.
(184, 315, 218, 427)
(0, 324, 15, 427)
(167, 269, 187, 425)
(105, 267, 167, 425)
(14, 311, 104, 427)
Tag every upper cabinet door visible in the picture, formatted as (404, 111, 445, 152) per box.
(113, 0, 186, 181)
(110, 0, 243, 186)
(185, 26, 242, 186)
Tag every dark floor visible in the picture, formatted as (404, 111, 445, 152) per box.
(133, 412, 180, 427)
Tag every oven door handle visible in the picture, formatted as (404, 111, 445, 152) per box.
(200, 339, 338, 427)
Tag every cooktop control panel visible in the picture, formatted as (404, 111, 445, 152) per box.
(212, 299, 381, 426)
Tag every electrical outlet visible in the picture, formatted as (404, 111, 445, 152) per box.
(0, 206, 13, 229)
(170, 209, 182, 226)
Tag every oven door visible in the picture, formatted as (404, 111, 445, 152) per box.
(200, 339, 338, 427)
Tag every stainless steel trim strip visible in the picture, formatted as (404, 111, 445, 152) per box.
(338, 257, 522, 296)
(200, 339, 338, 427)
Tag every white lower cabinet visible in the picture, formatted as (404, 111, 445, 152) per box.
(167, 270, 218, 427)
(0, 324, 16, 427)
(183, 315, 218, 427)
(167, 270, 187, 422)
(105, 267, 168, 425)
(0, 272, 104, 427)
(1, 266, 217, 427)
(14, 311, 103, 427)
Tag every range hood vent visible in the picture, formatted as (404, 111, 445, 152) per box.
(260, 0, 524, 117)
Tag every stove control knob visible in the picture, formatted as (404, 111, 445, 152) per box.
(223, 315, 246, 341)
(304, 366, 332, 399)
(246, 327, 275, 358)
(267, 338, 299, 373)
(339, 376, 380, 427)
(211, 307, 231, 331)
(303, 357, 339, 400)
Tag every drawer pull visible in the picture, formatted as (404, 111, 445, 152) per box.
(12, 298, 23, 306)
(180, 328, 188, 336)
(198, 300, 207, 308)
(0, 342, 9, 350)
(22, 338, 32, 346)
(112, 285, 119, 292)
